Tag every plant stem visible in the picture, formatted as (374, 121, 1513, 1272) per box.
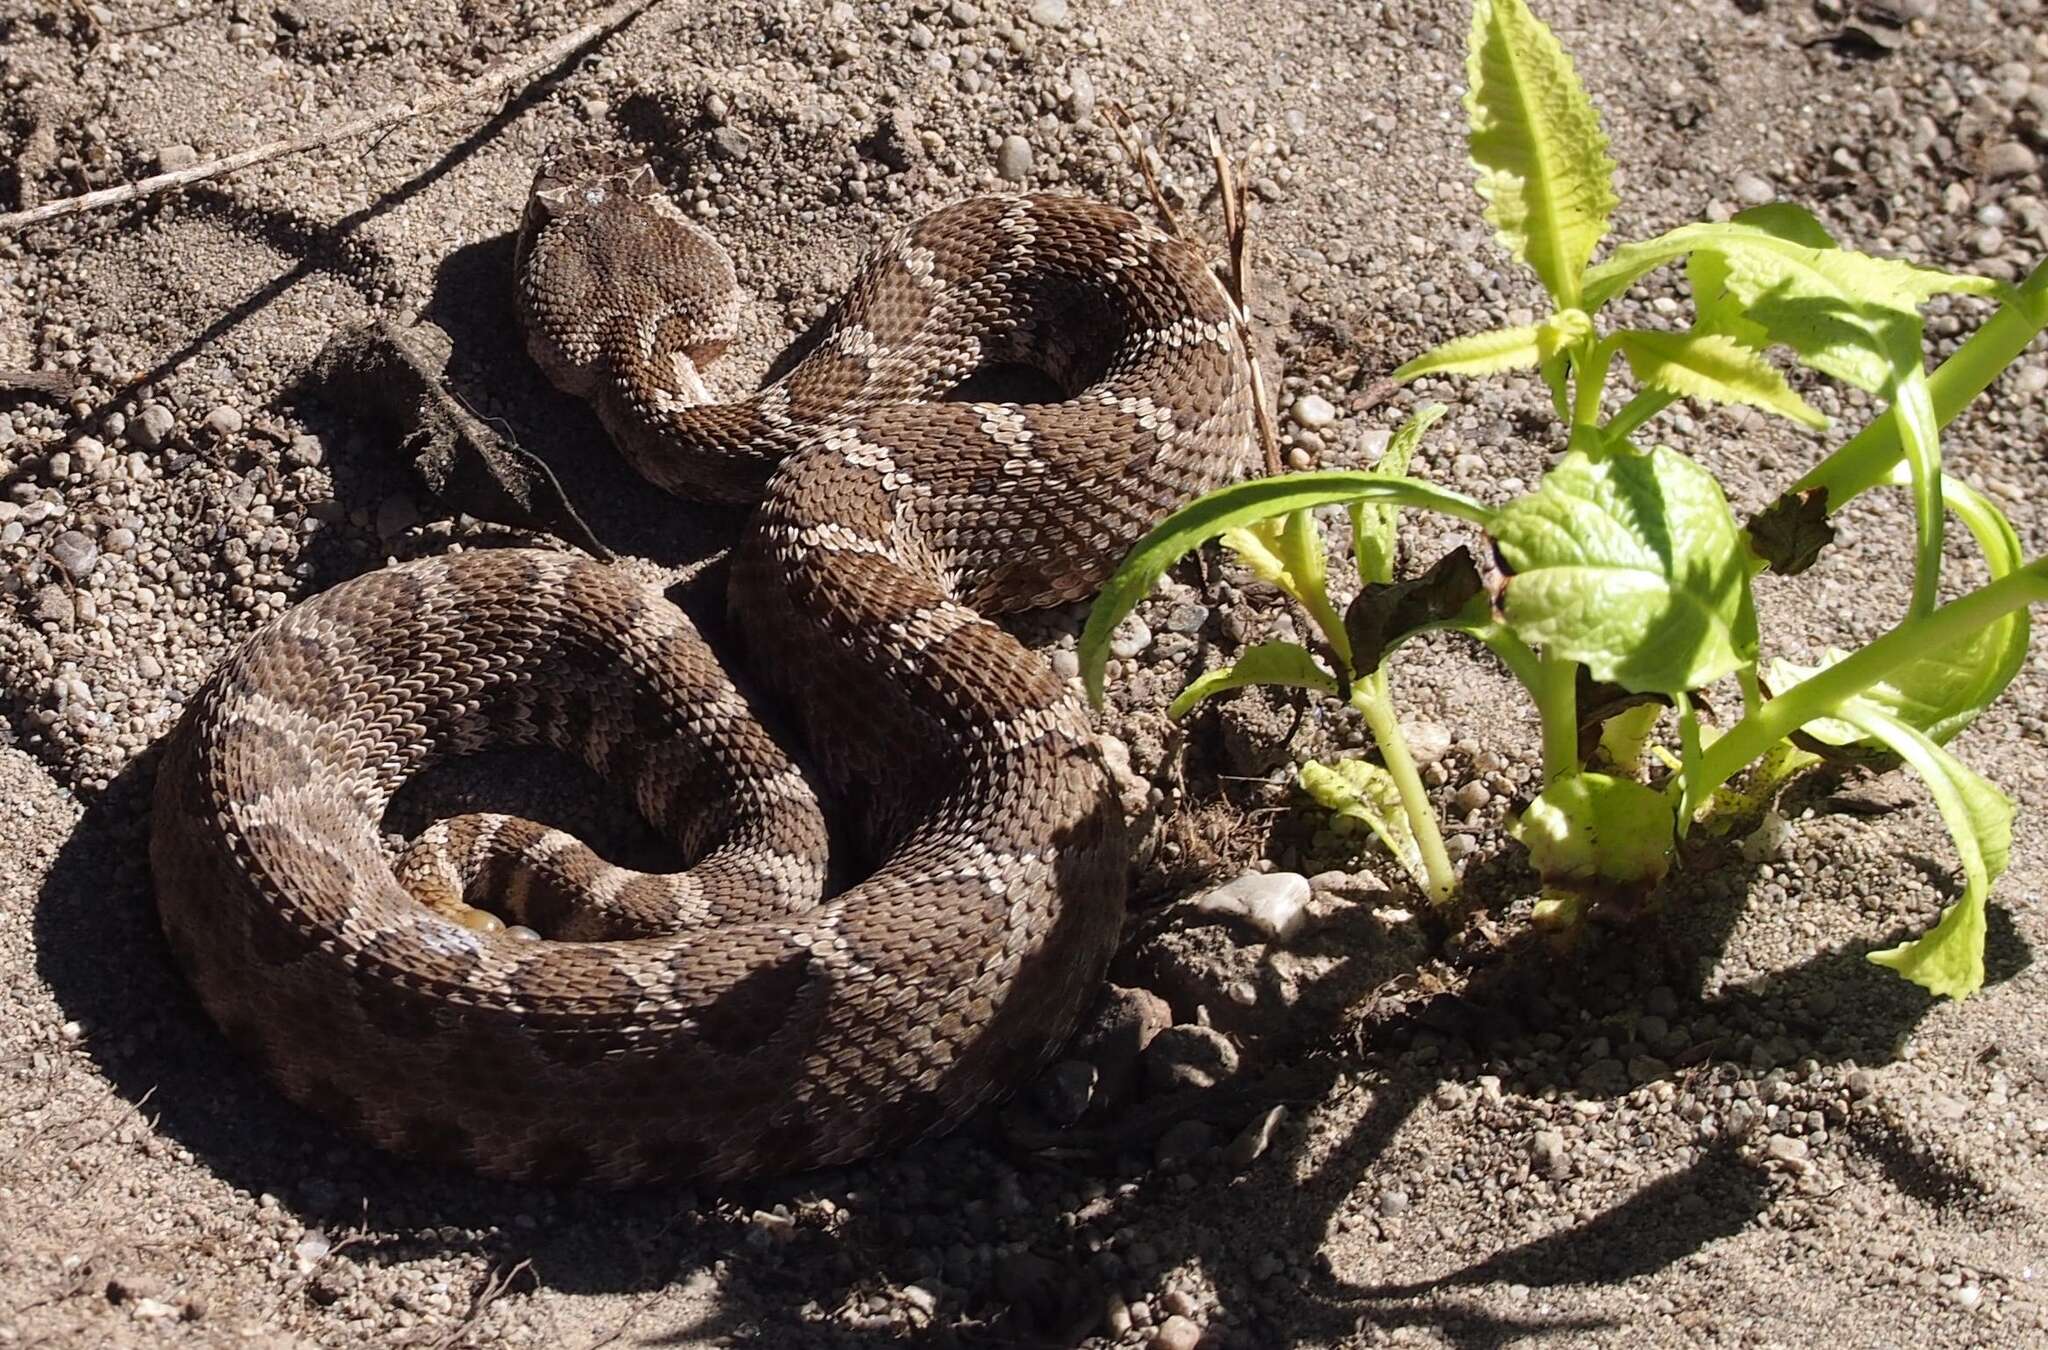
(1355, 672, 1458, 903)
(1796, 257, 2048, 510)
(1534, 655, 1581, 783)
(1689, 560, 2048, 797)
(1606, 388, 1676, 443)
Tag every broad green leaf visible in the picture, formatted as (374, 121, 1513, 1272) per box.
(1509, 770, 1675, 897)
(1835, 702, 2013, 999)
(1465, 0, 1617, 307)
(1081, 472, 1494, 706)
(1352, 402, 1446, 587)
(1169, 641, 1339, 719)
(1490, 443, 1755, 694)
(1616, 329, 1828, 428)
(1300, 757, 1422, 884)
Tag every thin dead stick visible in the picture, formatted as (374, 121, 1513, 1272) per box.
(1101, 101, 1181, 239)
(0, 0, 659, 233)
(1208, 125, 1282, 477)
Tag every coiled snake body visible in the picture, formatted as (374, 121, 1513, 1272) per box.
(150, 146, 1254, 1183)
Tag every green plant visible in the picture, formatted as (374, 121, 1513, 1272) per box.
(1082, 0, 2048, 998)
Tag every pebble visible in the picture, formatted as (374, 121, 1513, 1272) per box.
(1401, 719, 1451, 765)
(1224, 1104, 1286, 1169)
(1191, 870, 1312, 944)
(1982, 141, 2039, 181)
(1733, 171, 1775, 205)
(710, 127, 755, 161)
(1453, 781, 1491, 813)
(202, 405, 243, 437)
(1143, 1024, 1240, 1092)
(1027, 0, 1068, 26)
(1152, 1314, 1203, 1350)
(1064, 67, 1097, 122)
(154, 143, 199, 172)
(132, 403, 176, 450)
(1109, 614, 1151, 659)
(50, 530, 98, 578)
(1289, 393, 1337, 430)
(996, 134, 1033, 182)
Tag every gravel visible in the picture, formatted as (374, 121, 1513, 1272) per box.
(3, 1, 2046, 1347)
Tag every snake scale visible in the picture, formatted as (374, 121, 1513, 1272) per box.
(149, 144, 1254, 1183)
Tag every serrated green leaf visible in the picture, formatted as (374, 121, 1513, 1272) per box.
(1466, 0, 1617, 307)
(1833, 702, 2013, 999)
(1300, 757, 1422, 883)
(1616, 329, 1828, 428)
(1081, 472, 1494, 706)
(1169, 641, 1339, 719)
(1394, 324, 1545, 381)
(1585, 213, 1999, 321)
(1491, 443, 1755, 694)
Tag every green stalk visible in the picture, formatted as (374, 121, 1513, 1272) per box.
(1797, 257, 2048, 510)
(1605, 387, 1676, 444)
(1534, 655, 1581, 783)
(1688, 560, 2048, 796)
(1354, 672, 1458, 904)
(1569, 338, 1618, 428)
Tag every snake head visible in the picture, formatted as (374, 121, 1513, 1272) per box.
(527, 141, 666, 225)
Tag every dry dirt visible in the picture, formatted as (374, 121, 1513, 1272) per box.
(3, 0, 2047, 1346)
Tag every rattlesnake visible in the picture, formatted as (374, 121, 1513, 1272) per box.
(149, 144, 1255, 1184)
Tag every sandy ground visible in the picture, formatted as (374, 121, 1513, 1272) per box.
(3, 0, 2047, 1345)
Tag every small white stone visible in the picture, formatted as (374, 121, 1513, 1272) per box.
(995, 134, 1033, 183)
(1289, 392, 1337, 430)
(1740, 809, 1790, 862)
(1193, 871, 1312, 944)
(1733, 171, 1774, 205)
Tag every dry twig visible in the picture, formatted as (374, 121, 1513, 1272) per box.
(0, 0, 660, 233)
(431, 1258, 536, 1349)
(1207, 126, 1283, 477)
(1100, 101, 1181, 238)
